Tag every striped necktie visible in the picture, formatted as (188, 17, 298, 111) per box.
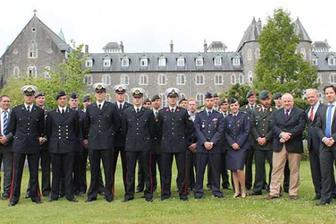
(3, 111, 8, 135)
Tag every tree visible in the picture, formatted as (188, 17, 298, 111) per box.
(0, 44, 89, 108)
(224, 84, 252, 105)
(254, 9, 317, 98)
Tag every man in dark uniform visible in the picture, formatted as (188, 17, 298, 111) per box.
(123, 88, 155, 202)
(240, 90, 260, 191)
(194, 93, 224, 199)
(273, 92, 290, 193)
(219, 99, 230, 189)
(0, 95, 13, 200)
(46, 91, 79, 202)
(112, 84, 131, 194)
(250, 90, 274, 195)
(186, 98, 197, 191)
(85, 83, 120, 202)
(149, 95, 162, 192)
(158, 88, 193, 201)
(8, 85, 45, 206)
(68, 92, 83, 195)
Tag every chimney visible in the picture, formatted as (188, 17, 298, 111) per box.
(84, 44, 89, 54)
(257, 18, 262, 32)
(170, 40, 174, 53)
(204, 40, 208, 53)
(120, 41, 124, 53)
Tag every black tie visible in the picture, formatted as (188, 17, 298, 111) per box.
(136, 108, 140, 113)
(155, 111, 158, 118)
(62, 109, 65, 114)
(171, 108, 174, 113)
(27, 105, 30, 112)
(208, 111, 212, 117)
(119, 104, 122, 110)
(98, 104, 102, 110)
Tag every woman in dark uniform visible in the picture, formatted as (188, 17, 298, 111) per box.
(224, 98, 250, 198)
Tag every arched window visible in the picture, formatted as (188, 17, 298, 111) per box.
(120, 74, 129, 85)
(139, 74, 148, 85)
(158, 74, 167, 85)
(27, 66, 37, 78)
(195, 74, 204, 85)
(28, 41, 38, 58)
(196, 93, 205, 106)
(102, 74, 111, 85)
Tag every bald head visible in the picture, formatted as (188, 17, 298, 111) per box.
(282, 93, 294, 110)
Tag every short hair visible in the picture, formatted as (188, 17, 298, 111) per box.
(0, 95, 10, 101)
(323, 85, 336, 93)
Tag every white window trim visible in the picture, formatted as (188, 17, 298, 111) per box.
(120, 74, 129, 85)
(195, 74, 205, 85)
(140, 58, 148, 67)
(102, 74, 111, 85)
(214, 56, 222, 66)
(158, 57, 167, 67)
(139, 74, 149, 85)
(176, 74, 186, 85)
(177, 57, 185, 67)
(330, 73, 336, 84)
(158, 74, 167, 85)
(214, 74, 224, 85)
(121, 57, 130, 67)
(44, 66, 51, 79)
(103, 58, 111, 67)
(196, 93, 205, 106)
(233, 57, 240, 66)
(84, 74, 93, 85)
(231, 74, 236, 85)
(13, 66, 20, 78)
(195, 57, 204, 67)
(85, 59, 93, 67)
(27, 66, 37, 78)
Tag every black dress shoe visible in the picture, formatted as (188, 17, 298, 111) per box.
(32, 198, 42, 204)
(180, 195, 188, 201)
(214, 194, 224, 198)
(68, 198, 78, 203)
(250, 191, 262, 196)
(123, 197, 134, 202)
(136, 188, 144, 193)
(313, 195, 321, 201)
(316, 201, 330, 206)
(8, 200, 18, 207)
(194, 194, 203, 199)
(161, 196, 170, 201)
(145, 197, 153, 202)
(105, 196, 113, 202)
(85, 198, 96, 202)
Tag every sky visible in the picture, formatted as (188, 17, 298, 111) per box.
(0, 0, 335, 54)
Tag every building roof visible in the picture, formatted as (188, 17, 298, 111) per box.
(88, 52, 243, 72)
(237, 18, 261, 52)
(312, 51, 336, 71)
(294, 18, 312, 42)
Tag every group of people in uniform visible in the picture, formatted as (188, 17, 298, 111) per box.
(1, 82, 336, 206)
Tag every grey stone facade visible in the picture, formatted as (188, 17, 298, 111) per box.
(1, 14, 336, 106)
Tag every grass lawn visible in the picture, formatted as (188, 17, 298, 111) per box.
(0, 160, 335, 224)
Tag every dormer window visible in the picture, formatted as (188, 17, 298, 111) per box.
(103, 56, 111, 67)
(140, 58, 148, 67)
(85, 59, 93, 67)
(328, 55, 336, 66)
(177, 57, 185, 67)
(233, 56, 241, 66)
(195, 56, 203, 67)
(121, 57, 130, 67)
(214, 56, 222, 66)
(158, 56, 167, 67)
(312, 58, 319, 66)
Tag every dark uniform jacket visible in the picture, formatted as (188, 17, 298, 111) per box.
(251, 106, 274, 151)
(194, 109, 224, 154)
(158, 106, 193, 153)
(306, 103, 324, 153)
(151, 109, 161, 154)
(316, 103, 336, 150)
(46, 107, 80, 154)
(8, 104, 44, 154)
(271, 107, 306, 153)
(84, 102, 121, 150)
(123, 107, 155, 152)
(224, 112, 251, 150)
(114, 101, 132, 148)
(240, 104, 261, 143)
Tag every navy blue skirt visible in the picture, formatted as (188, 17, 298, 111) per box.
(226, 147, 247, 171)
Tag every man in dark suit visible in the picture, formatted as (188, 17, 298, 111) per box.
(123, 88, 155, 202)
(158, 88, 193, 201)
(267, 93, 305, 200)
(46, 91, 79, 202)
(240, 90, 260, 191)
(250, 90, 274, 195)
(112, 84, 131, 194)
(85, 83, 120, 202)
(8, 85, 45, 206)
(186, 98, 197, 192)
(194, 93, 224, 199)
(149, 95, 162, 192)
(219, 99, 230, 189)
(316, 85, 336, 205)
(0, 95, 13, 200)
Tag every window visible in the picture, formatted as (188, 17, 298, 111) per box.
(158, 56, 166, 67)
(195, 74, 204, 85)
(231, 74, 236, 84)
(121, 57, 129, 67)
(233, 56, 240, 66)
(140, 58, 148, 67)
(312, 58, 319, 66)
(120, 74, 129, 85)
(27, 66, 37, 78)
(124, 93, 130, 102)
(84, 74, 93, 85)
(102, 74, 111, 85)
(196, 93, 205, 106)
(158, 74, 167, 85)
(214, 74, 223, 85)
(139, 74, 148, 85)
(195, 56, 203, 67)
(328, 56, 336, 66)
(176, 74, 186, 85)
(103, 57, 111, 67)
(106, 94, 112, 102)
(330, 73, 336, 84)
(159, 93, 167, 107)
(247, 49, 252, 61)
(300, 48, 306, 60)
(238, 74, 244, 84)
(85, 59, 93, 67)
(214, 56, 222, 66)
(177, 57, 185, 67)
(44, 66, 51, 79)
(13, 66, 20, 78)
(255, 48, 260, 59)
(247, 71, 253, 83)
(31, 27, 36, 32)
(28, 41, 38, 58)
